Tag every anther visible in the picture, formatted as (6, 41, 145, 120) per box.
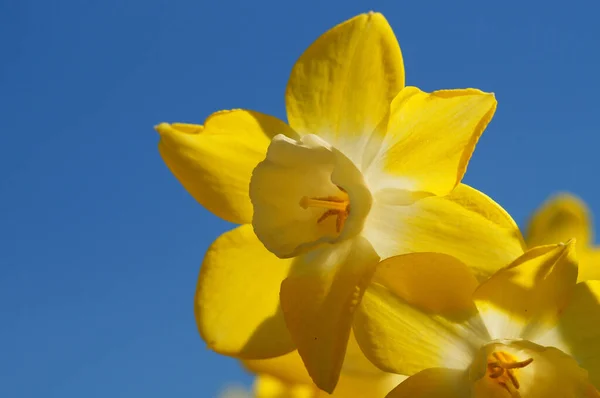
(299, 188, 350, 233)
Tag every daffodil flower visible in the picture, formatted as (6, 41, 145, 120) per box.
(156, 12, 524, 392)
(353, 240, 600, 397)
(223, 337, 406, 398)
(527, 193, 599, 281)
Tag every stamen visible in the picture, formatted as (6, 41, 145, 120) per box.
(299, 188, 350, 233)
(486, 351, 533, 393)
(299, 196, 347, 211)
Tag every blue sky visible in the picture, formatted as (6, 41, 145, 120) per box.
(1, 1, 598, 397)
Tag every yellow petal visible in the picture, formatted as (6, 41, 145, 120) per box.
(386, 368, 470, 398)
(156, 110, 297, 224)
(195, 225, 295, 358)
(473, 242, 578, 342)
(343, 331, 390, 376)
(253, 374, 315, 398)
(243, 351, 313, 387)
(526, 193, 592, 248)
(353, 253, 487, 376)
(279, 237, 379, 393)
(285, 12, 404, 165)
(364, 88, 496, 196)
(333, 373, 407, 398)
(243, 334, 387, 387)
(372, 252, 480, 313)
(250, 134, 371, 258)
(244, 348, 405, 398)
(550, 280, 600, 390)
(333, 333, 407, 397)
(525, 193, 600, 282)
(580, 249, 600, 282)
(362, 183, 526, 281)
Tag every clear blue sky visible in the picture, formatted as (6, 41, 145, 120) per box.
(1, 1, 599, 397)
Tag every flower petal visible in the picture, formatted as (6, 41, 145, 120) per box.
(279, 237, 379, 393)
(334, 373, 407, 398)
(353, 253, 487, 376)
(473, 241, 578, 342)
(343, 331, 390, 376)
(580, 249, 600, 282)
(551, 280, 600, 390)
(156, 110, 297, 224)
(195, 225, 295, 358)
(362, 183, 525, 280)
(253, 374, 315, 398)
(243, 351, 313, 386)
(386, 368, 470, 398)
(285, 12, 404, 166)
(244, 348, 405, 398)
(526, 193, 592, 248)
(364, 87, 496, 196)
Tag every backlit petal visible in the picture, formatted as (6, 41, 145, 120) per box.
(364, 88, 496, 196)
(551, 281, 600, 390)
(285, 12, 404, 166)
(195, 225, 295, 359)
(335, 333, 408, 397)
(156, 110, 297, 224)
(253, 375, 314, 398)
(343, 331, 389, 376)
(354, 253, 487, 376)
(580, 250, 600, 282)
(362, 184, 525, 280)
(243, 351, 313, 387)
(334, 373, 407, 398)
(250, 134, 371, 258)
(386, 368, 470, 398)
(244, 348, 405, 398)
(473, 242, 578, 342)
(279, 237, 379, 393)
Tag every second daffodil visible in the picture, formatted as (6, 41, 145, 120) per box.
(353, 241, 600, 397)
(526, 193, 600, 282)
(156, 12, 525, 392)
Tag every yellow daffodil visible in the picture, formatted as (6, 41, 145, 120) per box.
(527, 193, 599, 281)
(354, 241, 600, 397)
(221, 339, 406, 398)
(156, 12, 525, 392)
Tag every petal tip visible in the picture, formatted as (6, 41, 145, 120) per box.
(154, 122, 171, 135)
(563, 237, 577, 247)
(557, 238, 578, 269)
(565, 237, 576, 244)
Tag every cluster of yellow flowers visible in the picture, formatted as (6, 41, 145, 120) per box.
(155, 13, 600, 398)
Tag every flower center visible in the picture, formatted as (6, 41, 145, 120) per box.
(486, 351, 533, 395)
(300, 186, 350, 233)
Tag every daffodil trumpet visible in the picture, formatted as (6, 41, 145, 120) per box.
(527, 193, 600, 282)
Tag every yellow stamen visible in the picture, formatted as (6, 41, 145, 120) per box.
(487, 351, 533, 394)
(299, 188, 350, 233)
(299, 196, 348, 211)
